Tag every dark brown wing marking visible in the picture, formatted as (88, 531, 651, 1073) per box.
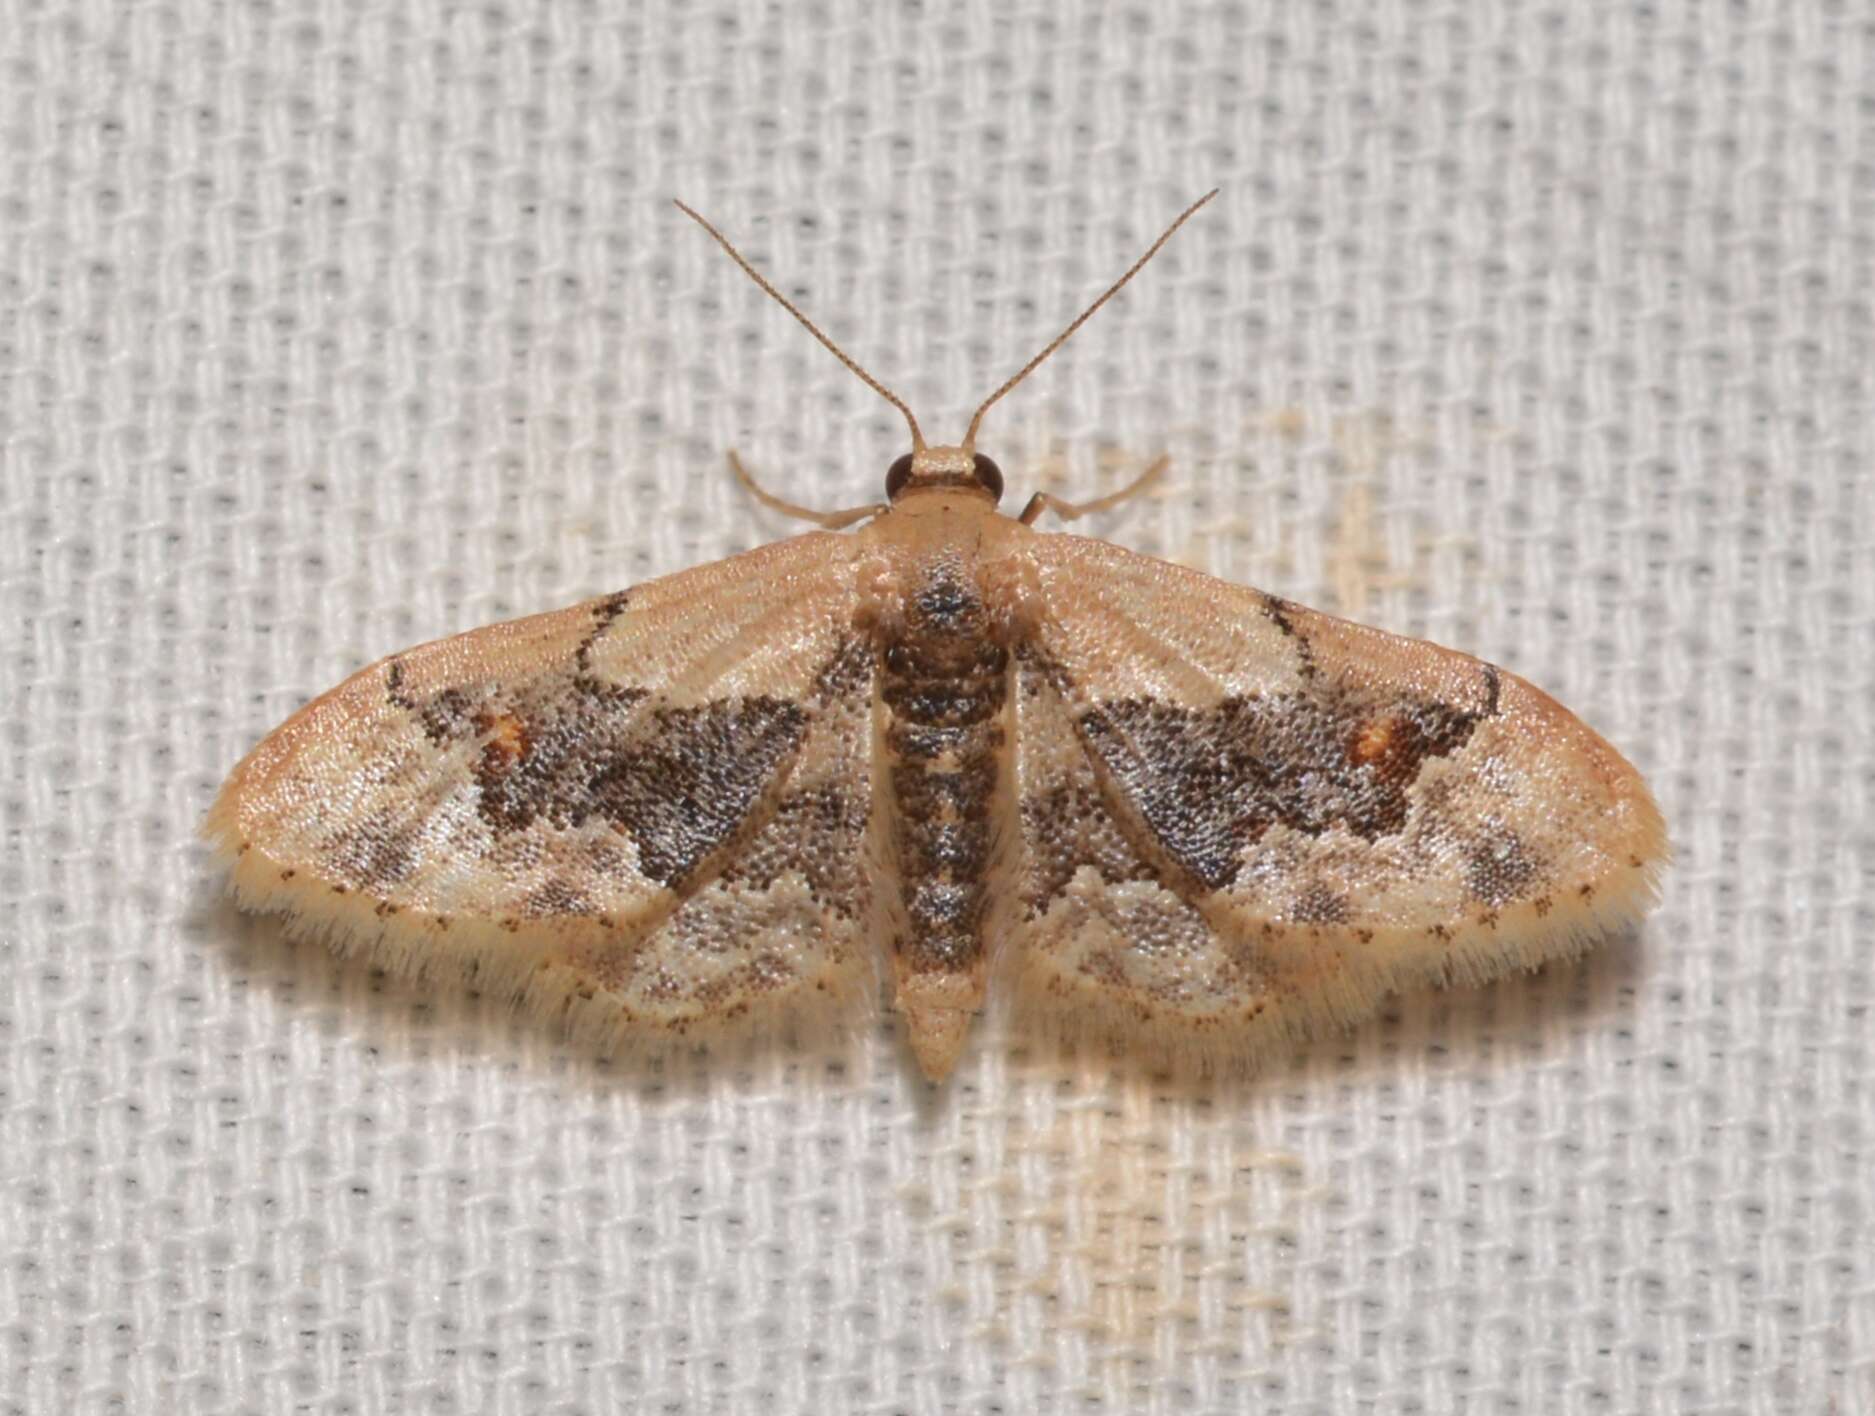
(386, 662, 826, 889)
(565, 697, 811, 887)
(1018, 778, 1166, 912)
(1260, 593, 1318, 679)
(575, 590, 633, 672)
(1462, 830, 1540, 907)
(323, 808, 423, 891)
(1074, 669, 1500, 890)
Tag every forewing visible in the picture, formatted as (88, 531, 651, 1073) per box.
(206, 531, 877, 1043)
(1011, 533, 1667, 1068)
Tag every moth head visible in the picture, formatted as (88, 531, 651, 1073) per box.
(673, 191, 1215, 515)
(885, 447, 1004, 505)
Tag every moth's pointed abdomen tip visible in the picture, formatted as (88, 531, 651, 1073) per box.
(907, 1011, 968, 1083)
(898, 992, 974, 1083)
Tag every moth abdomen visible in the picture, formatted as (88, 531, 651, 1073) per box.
(874, 564, 1021, 1079)
(880, 664, 1008, 971)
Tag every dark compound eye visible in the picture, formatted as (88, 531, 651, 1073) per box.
(971, 453, 1003, 501)
(885, 452, 914, 500)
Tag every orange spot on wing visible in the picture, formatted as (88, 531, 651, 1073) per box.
(1348, 715, 1397, 766)
(476, 710, 530, 767)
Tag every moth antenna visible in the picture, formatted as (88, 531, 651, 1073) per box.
(674, 200, 927, 452)
(961, 189, 1218, 452)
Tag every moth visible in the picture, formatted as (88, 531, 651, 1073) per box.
(206, 193, 1667, 1082)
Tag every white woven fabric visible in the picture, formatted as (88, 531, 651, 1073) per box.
(3, 2, 1868, 1411)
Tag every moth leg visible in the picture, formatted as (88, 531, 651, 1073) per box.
(1018, 454, 1169, 526)
(728, 451, 885, 530)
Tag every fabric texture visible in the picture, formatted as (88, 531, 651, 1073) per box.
(2, 2, 1867, 1411)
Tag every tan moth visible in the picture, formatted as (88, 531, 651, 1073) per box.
(206, 193, 1668, 1082)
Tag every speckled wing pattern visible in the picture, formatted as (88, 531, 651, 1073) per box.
(209, 491, 1666, 1079)
(205, 531, 877, 1047)
(1007, 533, 1667, 1067)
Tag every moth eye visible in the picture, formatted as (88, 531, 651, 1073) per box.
(885, 453, 915, 500)
(971, 453, 1004, 502)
